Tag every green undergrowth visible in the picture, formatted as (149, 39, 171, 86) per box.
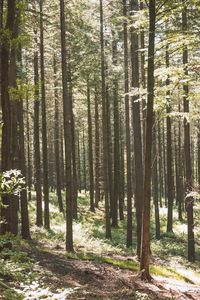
(0, 233, 36, 299)
(65, 251, 193, 283)
(28, 192, 200, 284)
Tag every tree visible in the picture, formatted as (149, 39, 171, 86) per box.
(140, 0, 156, 281)
(99, 0, 111, 239)
(39, 0, 50, 229)
(60, 0, 73, 252)
(182, 4, 195, 262)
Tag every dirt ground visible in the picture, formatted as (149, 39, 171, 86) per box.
(16, 243, 200, 300)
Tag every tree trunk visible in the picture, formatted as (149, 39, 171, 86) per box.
(123, 0, 132, 247)
(152, 119, 160, 240)
(166, 48, 173, 233)
(112, 37, 120, 227)
(130, 0, 143, 256)
(182, 6, 195, 262)
(60, 0, 73, 252)
(140, 0, 156, 281)
(99, 0, 111, 239)
(33, 25, 43, 226)
(87, 81, 95, 212)
(94, 89, 100, 208)
(39, 0, 50, 229)
(53, 54, 63, 213)
(1, 0, 16, 235)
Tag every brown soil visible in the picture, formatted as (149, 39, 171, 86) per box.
(19, 242, 200, 300)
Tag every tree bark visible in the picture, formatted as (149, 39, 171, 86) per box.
(60, 0, 73, 252)
(166, 48, 173, 233)
(99, 0, 111, 239)
(39, 0, 50, 229)
(182, 6, 195, 262)
(130, 0, 143, 256)
(87, 81, 95, 212)
(123, 0, 132, 247)
(53, 54, 63, 213)
(94, 89, 100, 208)
(140, 0, 156, 281)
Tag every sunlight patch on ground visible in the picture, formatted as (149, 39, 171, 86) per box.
(19, 281, 79, 300)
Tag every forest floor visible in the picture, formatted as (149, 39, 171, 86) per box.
(0, 192, 200, 299)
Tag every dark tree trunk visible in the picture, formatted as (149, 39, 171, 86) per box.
(182, 6, 195, 262)
(166, 48, 173, 233)
(130, 0, 143, 257)
(1, 0, 16, 234)
(39, 0, 50, 229)
(71, 112, 78, 219)
(100, 0, 111, 239)
(33, 26, 43, 226)
(123, 0, 132, 247)
(53, 54, 63, 213)
(60, 0, 73, 252)
(83, 128, 87, 192)
(112, 37, 120, 227)
(140, 0, 156, 281)
(94, 89, 100, 208)
(77, 130, 81, 192)
(119, 115, 124, 221)
(152, 119, 160, 240)
(26, 97, 32, 201)
(87, 81, 95, 212)
(158, 121, 163, 207)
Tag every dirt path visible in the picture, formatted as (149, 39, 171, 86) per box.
(15, 242, 199, 300)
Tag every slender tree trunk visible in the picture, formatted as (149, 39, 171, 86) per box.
(60, 0, 73, 252)
(166, 48, 173, 233)
(71, 112, 78, 219)
(112, 37, 120, 227)
(140, 0, 156, 281)
(77, 130, 81, 192)
(182, 6, 195, 262)
(39, 0, 50, 229)
(94, 89, 100, 208)
(83, 129, 87, 192)
(87, 81, 95, 212)
(26, 97, 32, 201)
(53, 54, 63, 213)
(157, 121, 163, 207)
(152, 119, 160, 240)
(100, 0, 111, 239)
(33, 27, 43, 226)
(123, 0, 132, 247)
(130, 0, 143, 257)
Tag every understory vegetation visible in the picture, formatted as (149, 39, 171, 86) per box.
(0, 192, 199, 299)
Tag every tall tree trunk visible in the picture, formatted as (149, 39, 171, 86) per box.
(33, 25, 43, 226)
(140, 0, 156, 281)
(39, 0, 50, 229)
(94, 89, 100, 208)
(83, 128, 87, 192)
(26, 97, 32, 201)
(166, 48, 173, 233)
(158, 121, 163, 207)
(182, 6, 195, 262)
(123, 0, 132, 247)
(53, 54, 63, 213)
(152, 119, 160, 240)
(112, 37, 120, 227)
(1, 0, 16, 234)
(99, 0, 111, 239)
(77, 130, 81, 192)
(87, 81, 95, 212)
(130, 0, 143, 256)
(60, 0, 73, 251)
